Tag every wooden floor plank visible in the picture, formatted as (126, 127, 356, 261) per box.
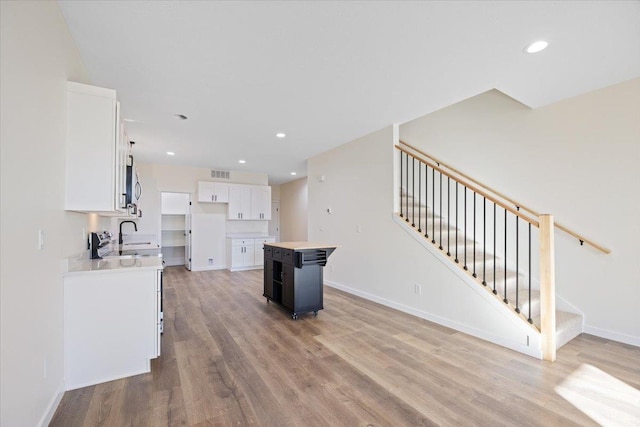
(50, 267, 640, 426)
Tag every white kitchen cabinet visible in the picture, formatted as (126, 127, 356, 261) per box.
(230, 238, 255, 269)
(250, 186, 272, 220)
(197, 181, 229, 203)
(228, 184, 252, 220)
(64, 266, 162, 390)
(227, 237, 275, 271)
(65, 81, 129, 214)
(227, 238, 256, 271)
(228, 184, 271, 220)
(254, 237, 276, 267)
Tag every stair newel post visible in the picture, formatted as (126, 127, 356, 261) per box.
(399, 150, 403, 218)
(540, 214, 556, 362)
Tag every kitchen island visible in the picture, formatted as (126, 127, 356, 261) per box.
(263, 242, 338, 319)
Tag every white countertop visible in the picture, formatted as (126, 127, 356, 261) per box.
(65, 256, 163, 275)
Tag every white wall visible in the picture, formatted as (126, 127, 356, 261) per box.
(271, 184, 281, 202)
(0, 2, 104, 425)
(400, 80, 640, 345)
(280, 177, 308, 241)
(308, 127, 536, 355)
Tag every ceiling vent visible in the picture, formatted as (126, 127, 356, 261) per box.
(211, 170, 230, 179)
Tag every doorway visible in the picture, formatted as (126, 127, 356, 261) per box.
(269, 201, 280, 242)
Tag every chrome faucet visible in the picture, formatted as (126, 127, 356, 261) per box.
(119, 220, 137, 245)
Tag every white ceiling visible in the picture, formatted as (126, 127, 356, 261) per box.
(59, 1, 640, 184)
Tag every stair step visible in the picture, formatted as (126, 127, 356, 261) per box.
(482, 268, 525, 295)
(507, 289, 541, 319)
(403, 217, 448, 230)
(402, 210, 446, 224)
(459, 253, 503, 274)
(532, 311, 583, 350)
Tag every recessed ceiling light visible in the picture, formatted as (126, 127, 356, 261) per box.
(122, 118, 136, 123)
(290, 172, 297, 176)
(238, 160, 246, 164)
(276, 133, 286, 138)
(167, 151, 175, 156)
(524, 40, 548, 54)
(174, 114, 188, 120)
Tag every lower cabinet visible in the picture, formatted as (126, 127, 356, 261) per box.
(63, 266, 162, 390)
(227, 237, 275, 272)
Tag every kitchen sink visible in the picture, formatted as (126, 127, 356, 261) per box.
(101, 248, 163, 259)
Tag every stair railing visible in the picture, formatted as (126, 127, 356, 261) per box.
(395, 143, 559, 361)
(399, 141, 611, 254)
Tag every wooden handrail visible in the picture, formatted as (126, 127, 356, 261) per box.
(398, 141, 611, 254)
(396, 145, 539, 227)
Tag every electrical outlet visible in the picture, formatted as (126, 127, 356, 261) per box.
(82, 227, 86, 240)
(356, 224, 361, 233)
(43, 359, 47, 378)
(208, 258, 214, 265)
(414, 284, 421, 295)
(330, 264, 334, 272)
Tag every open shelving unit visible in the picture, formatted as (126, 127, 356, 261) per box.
(161, 193, 190, 267)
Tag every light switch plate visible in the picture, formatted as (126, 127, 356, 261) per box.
(38, 229, 45, 250)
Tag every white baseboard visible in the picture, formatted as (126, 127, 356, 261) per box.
(583, 325, 640, 347)
(227, 266, 263, 272)
(38, 383, 65, 427)
(325, 280, 542, 359)
(65, 366, 151, 391)
(190, 265, 226, 272)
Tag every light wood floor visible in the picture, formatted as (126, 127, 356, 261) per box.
(51, 267, 640, 426)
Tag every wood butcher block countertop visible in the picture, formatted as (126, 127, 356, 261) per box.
(265, 241, 340, 250)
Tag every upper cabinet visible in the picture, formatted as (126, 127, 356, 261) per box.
(197, 181, 271, 220)
(197, 181, 229, 203)
(250, 186, 271, 220)
(65, 82, 129, 214)
(228, 184, 252, 220)
(229, 184, 271, 220)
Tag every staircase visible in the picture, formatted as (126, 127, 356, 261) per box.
(395, 142, 588, 360)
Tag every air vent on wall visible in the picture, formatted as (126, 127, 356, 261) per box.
(211, 170, 230, 179)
